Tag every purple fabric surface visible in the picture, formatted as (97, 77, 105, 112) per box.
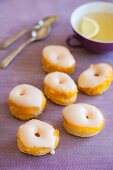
(0, 0, 113, 169)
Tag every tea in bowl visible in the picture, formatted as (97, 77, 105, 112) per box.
(68, 2, 113, 53)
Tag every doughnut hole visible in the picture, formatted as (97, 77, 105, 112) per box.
(86, 115, 89, 119)
(94, 73, 99, 77)
(19, 90, 26, 96)
(85, 112, 93, 120)
(59, 78, 66, 84)
(94, 71, 100, 77)
(57, 55, 64, 60)
(35, 132, 40, 137)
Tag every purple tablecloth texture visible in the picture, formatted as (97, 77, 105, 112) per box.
(0, 0, 113, 169)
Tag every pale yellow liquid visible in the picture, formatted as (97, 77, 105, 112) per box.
(78, 12, 113, 42)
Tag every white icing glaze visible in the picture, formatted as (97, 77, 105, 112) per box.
(43, 45, 76, 68)
(9, 84, 43, 107)
(78, 63, 112, 88)
(44, 72, 77, 92)
(62, 103, 104, 127)
(18, 119, 56, 154)
(50, 149, 55, 155)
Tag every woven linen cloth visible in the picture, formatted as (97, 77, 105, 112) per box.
(0, 0, 113, 169)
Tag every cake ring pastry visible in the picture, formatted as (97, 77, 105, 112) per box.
(62, 103, 105, 137)
(44, 71, 78, 105)
(42, 45, 76, 74)
(8, 84, 46, 120)
(78, 63, 113, 95)
(17, 119, 60, 156)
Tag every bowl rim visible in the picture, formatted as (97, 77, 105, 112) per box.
(70, 1, 113, 44)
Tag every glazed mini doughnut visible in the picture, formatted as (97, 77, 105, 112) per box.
(8, 84, 46, 120)
(62, 103, 105, 137)
(17, 119, 60, 156)
(42, 45, 76, 74)
(44, 71, 78, 105)
(78, 63, 113, 95)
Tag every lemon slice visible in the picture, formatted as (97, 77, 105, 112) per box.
(80, 16, 100, 39)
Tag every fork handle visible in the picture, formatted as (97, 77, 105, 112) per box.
(0, 29, 28, 49)
(0, 38, 32, 69)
